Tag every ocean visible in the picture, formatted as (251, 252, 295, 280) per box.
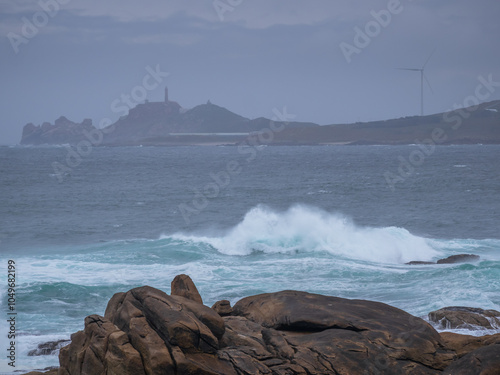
(1, 144, 499, 373)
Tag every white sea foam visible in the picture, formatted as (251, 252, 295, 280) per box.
(171, 205, 440, 264)
(18, 259, 170, 286)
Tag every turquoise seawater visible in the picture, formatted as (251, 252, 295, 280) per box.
(1, 145, 499, 372)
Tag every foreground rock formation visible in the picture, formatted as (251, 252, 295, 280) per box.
(58, 275, 500, 374)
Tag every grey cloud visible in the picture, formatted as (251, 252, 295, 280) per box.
(0, 0, 499, 145)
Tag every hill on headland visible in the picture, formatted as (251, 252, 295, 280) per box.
(272, 100, 500, 145)
(20, 88, 500, 146)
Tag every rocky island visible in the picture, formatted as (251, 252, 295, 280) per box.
(20, 88, 500, 146)
(20, 87, 317, 147)
(25, 274, 500, 375)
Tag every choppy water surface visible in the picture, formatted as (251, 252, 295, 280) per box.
(1, 145, 499, 372)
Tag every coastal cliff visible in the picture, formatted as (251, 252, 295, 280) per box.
(20, 116, 96, 145)
(19, 94, 500, 146)
(48, 275, 500, 374)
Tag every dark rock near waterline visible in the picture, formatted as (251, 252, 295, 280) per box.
(436, 254, 480, 264)
(58, 276, 500, 374)
(429, 306, 500, 330)
(406, 254, 480, 265)
(28, 339, 71, 356)
(212, 299, 233, 316)
(171, 273, 203, 304)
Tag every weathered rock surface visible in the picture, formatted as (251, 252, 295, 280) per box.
(232, 290, 454, 373)
(58, 275, 500, 374)
(442, 343, 500, 375)
(439, 332, 500, 358)
(429, 306, 500, 330)
(211, 300, 233, 316)
(59, 284, 229, 375)
(171, 273, 203, 304)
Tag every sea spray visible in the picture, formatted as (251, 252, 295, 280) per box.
(170, 205, 440, 264)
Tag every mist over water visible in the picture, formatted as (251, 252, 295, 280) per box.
(1, 145, 500, 372)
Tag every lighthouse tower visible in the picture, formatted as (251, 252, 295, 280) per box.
(163, 86, 181, 115)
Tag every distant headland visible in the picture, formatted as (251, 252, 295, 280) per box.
(20, 87, 500, 146)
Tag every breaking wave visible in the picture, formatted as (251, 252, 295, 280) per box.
(170, 205, 440, 264)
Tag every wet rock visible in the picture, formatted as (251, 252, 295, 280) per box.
(28, 339, 70, 356)
(436, 254, 480, 264)
(406, 254, 481, 265)
(429, 306, 500, 330)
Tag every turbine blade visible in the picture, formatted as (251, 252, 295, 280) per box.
(422, 48, 436, 69)
(424, 74, 434, 94)
(396, 68, 421, 71)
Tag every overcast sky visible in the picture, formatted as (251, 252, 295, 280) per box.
(1, 0, 499, 144)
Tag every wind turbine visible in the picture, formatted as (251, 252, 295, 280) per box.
(398, 50, 434, 116)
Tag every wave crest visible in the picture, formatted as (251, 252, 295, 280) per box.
(170, 205, 439, 264)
